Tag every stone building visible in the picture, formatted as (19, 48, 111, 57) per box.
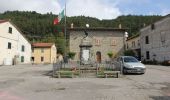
(140, 14, 170, 62)
(68, 27, 126, 64)
(126, 34, 141, 60)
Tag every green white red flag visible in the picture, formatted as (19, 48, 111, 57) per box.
(53, 9, 64, 25)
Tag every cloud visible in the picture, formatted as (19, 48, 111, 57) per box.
(0, 0, 61, 14)
(161, 9, 170, 15)
(66, 0, 121, 20)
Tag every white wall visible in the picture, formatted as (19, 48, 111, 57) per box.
(0, 21, 31, 65)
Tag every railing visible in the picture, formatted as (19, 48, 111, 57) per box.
(52, 60, 122, 78)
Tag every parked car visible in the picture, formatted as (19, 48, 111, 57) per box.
(117, 56, 146, 74)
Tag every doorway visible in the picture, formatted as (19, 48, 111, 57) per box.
(96, 51, 101, 63)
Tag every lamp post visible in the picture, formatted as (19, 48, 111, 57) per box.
(121, 32, 128, 74)
(124, 32, 129, 52)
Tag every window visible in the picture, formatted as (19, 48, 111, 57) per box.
(146, 51, 150, 60)
(21, 56, 24, 62)
(8, 27, 12, 33)
(145, 36, 149, 44)
(41, 57, 44, 62)
(41, 48, 44, 53)
(8, 42, 11, 49)
(111, 40, 116, 46)
(138, 40, 140, 47)
(95, 38, 101, 46)
(132, 41, 135, 48)
(31, 57, 34, 61)
(151, 24, 155, 30)
(126, 43, 129, 49)
(21, 45, 25, 52)
(161, 32, 166, 45)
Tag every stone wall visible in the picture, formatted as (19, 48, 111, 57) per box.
(69, 29, 125, 62)
(140, 15, 170, 62)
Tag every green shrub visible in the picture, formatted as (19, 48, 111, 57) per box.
(142, 59, 158, 65)
(161, 60, 170, 66)
(107, 52, 113, 58)
(67, 52, 76, 59)
(124, 50, 135, 56)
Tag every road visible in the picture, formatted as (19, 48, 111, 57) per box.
(0, 64, 170, 100)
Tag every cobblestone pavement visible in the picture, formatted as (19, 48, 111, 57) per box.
(0, 64, 170, 100)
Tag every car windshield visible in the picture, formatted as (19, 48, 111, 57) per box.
(123, 57, 139, 63)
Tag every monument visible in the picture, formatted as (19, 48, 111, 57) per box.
(79, 31, 92, 65)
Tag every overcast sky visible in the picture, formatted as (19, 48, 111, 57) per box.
(0, 0, 170, 20)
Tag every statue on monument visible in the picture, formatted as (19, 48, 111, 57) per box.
(84, 30, 88, 37)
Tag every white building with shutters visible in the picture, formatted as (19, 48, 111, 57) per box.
(0, 20, 31, 65)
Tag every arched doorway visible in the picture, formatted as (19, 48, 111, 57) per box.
(96, 51, 101, 63)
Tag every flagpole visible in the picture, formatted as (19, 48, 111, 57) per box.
(64, 2, 67, 57)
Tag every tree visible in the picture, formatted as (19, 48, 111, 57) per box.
(124, 50, 135, 56)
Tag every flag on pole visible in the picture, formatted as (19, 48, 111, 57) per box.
(53, 18, 59, 25)
(53, 9, 64, 25)
(58, 9, 64, 22)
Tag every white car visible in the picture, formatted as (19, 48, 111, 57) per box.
(117, 56, 146, 74)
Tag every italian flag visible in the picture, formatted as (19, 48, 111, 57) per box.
(53, 9, 64, 25)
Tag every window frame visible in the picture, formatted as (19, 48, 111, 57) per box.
(21, 56, 24, 62)
(41, 48, 44, 53)
(145, 36, 149, 44)
(8, 42, 12, 49)
(146, 51, 150, 60)
(41, 57, 44, 62)
(8, 27, 12, 33)
(21, 45, 25, 52)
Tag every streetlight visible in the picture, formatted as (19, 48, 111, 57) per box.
(121, 32, 129, 74)
(124, 32, 129, 40)
(124, 32, 129, 50)
(86, 24, 89, 28)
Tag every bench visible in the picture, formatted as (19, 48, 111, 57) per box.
(57, 71, 75, 78)
(104, 71, 120, 78)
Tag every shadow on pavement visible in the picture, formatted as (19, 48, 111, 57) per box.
(43, 70, 53, 77)
(150, 96, 170, 100)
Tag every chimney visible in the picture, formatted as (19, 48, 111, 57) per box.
(71, 23, 74, 28)
(119, 24, 122, 29)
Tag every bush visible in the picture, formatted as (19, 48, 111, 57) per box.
(107, 52, 113, 58)
(142, 59, 158, 65)
(124, 50, 135, 56)
(67, 52, 76, 60)
(161, 60, 170, 66)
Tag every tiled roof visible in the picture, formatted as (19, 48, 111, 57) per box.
(32, 43, 54, 48)
(127, 34, 140, 41)
(0, 20, 8, 24)
(67, 27, 128, 31)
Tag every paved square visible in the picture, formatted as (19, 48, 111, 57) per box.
(0, 64, 170, 100)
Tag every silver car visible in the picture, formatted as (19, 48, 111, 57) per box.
(117, 56, 146, 74)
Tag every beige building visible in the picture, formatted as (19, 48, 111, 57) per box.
(126, 34, 141, 60)
(0, 20, 31, 65)
(68, 27, 126, 64)
(32, 43, 57, 64)
(140, 14, 170, 62)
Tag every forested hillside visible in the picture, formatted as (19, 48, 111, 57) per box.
(0, 11, 163, 53)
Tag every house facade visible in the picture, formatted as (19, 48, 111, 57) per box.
(68, 27, 126, 64)
(31, 43, 57, 64)
(140, 14, 170, 62)
(126, 34, 141, 60)
(0, 20, 31, 65)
